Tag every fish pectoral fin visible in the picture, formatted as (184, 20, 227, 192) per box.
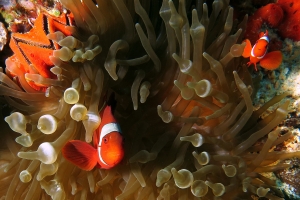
(242, 39, 252, 58)
(62, 140, 98, 171)
(260, 51, 283, 70)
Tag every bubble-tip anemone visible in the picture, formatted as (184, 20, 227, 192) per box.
(0, 0, 296, 199)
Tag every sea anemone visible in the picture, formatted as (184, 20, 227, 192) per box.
(0, 0, 296, 199)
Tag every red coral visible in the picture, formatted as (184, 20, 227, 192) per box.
(245, 0, 300, 44)
(256, 3, 284, 28)
(277, 0, 300, 41)
(277, 0, 300, 18)
(245, 3, 283, 45)
(244, 17, 263, 45)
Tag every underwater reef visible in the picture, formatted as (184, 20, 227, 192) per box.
(0, 0, 299, 199)
(244, 0, 300, 50)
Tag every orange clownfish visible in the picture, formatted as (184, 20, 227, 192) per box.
(242, 30, 282, 71)
(62, 105, 124, 170)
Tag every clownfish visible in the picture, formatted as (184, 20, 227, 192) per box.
(62, 104, 124, 170)
(242, 30, 282, 71)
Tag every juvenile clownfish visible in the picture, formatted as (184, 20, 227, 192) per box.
(62, 104, 124, 170)
(242, 30, 282, 71)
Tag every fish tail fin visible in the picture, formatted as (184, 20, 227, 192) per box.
(62, 140, 98, 171)
(242, 39, 252, 58)
(260, 51, 283, 70)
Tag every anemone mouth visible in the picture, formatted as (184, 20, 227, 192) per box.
(0, 0, 295, 199)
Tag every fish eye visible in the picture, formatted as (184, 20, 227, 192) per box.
(104, 138, 108, 144)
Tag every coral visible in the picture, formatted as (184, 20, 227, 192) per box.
(0, 0, 298, 199)
(245, 0, 300, 44)
(277, 0, 300, 41)
(18, 0, 35, 10)
(244, 3, 283, 45)
(0, 0, 16, 10)
(0, 22, 7, 51)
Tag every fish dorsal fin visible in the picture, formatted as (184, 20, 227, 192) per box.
(62, 140, 98, 171)
(260, 51, 283, 70)
(242, 39, 252, 58)
(93, 105, 117, 147)
(259, 30, 268, 38)
(100, 105, 116, 126)
(259, 32, 265, 38)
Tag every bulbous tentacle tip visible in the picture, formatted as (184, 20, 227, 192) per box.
(37, 162, 59, 181)
(37, 114, 58, 135)
(180, 133, 204, 147)
(156, 168, 172, 187)
(64, 88, 80, 104)
(191, 180, 208, 197)
(205, 181, 225, 197)
(47, 31, 66, 43)
(40, 180, 66, 200)
(18, 142, 57, 164)
(222, 164, 237, 177)
(19, 170, 32, 183)
(5, 112, 29, 135)
(257, 187, 270, 197)
(171, 168, 194, 189)
(53, 47, 73, 62)
(70, 104, 88, 121)
(15, 134, 33, 147)
(83, 112, 101, 143)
